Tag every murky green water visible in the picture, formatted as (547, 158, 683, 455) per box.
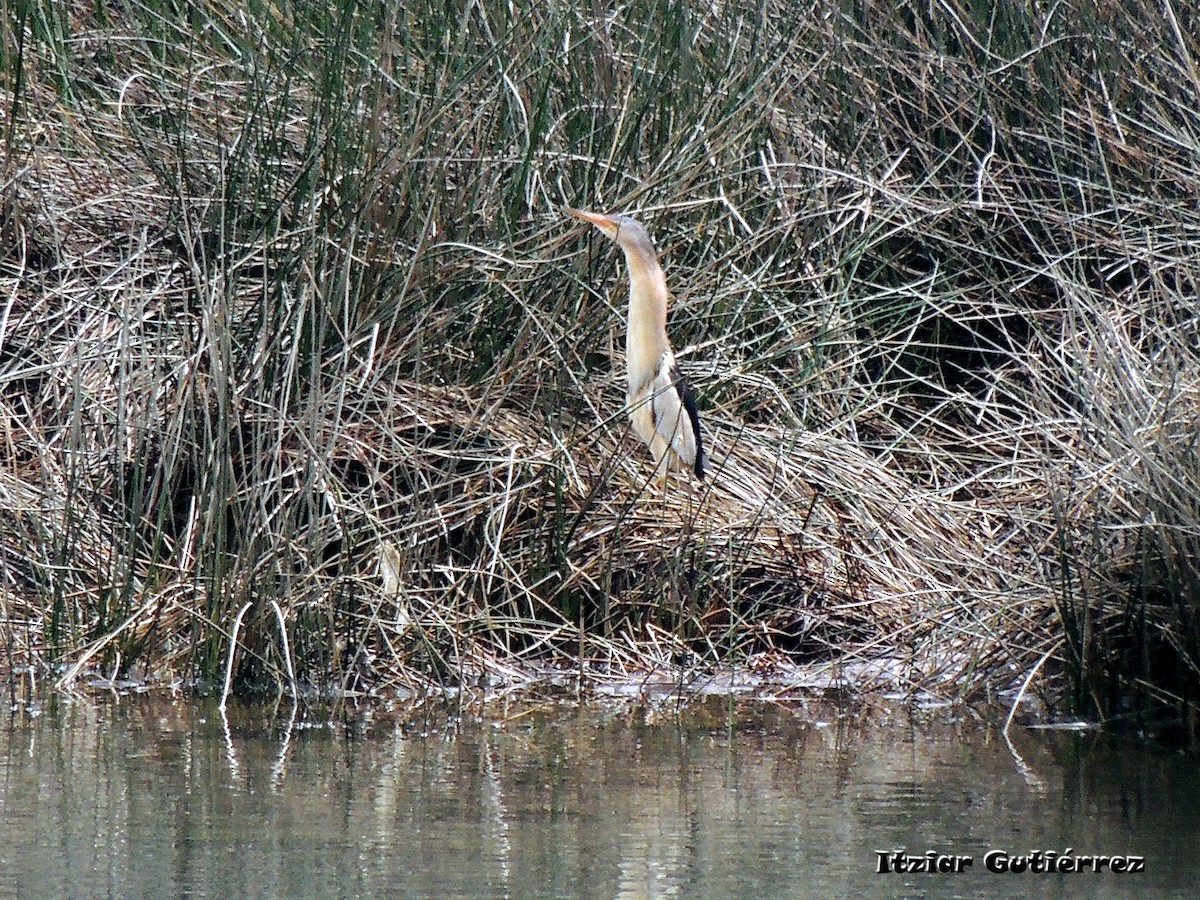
(0, 695, 1196, 898)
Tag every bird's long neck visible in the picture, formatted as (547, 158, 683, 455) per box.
(622, 250, 670, 393)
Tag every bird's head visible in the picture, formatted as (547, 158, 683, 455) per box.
(564, 207, 657, 260)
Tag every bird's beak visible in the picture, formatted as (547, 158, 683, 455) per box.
(564, 206, 621, 243)
(564, 206, 617, 232)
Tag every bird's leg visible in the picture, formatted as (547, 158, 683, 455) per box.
(650, 455, 666, 500)
(648, 438, 670, 500)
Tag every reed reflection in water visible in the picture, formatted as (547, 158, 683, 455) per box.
(1, 697, 1196, 898)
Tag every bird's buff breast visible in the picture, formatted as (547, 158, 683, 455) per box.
(626, 384, 661, 449)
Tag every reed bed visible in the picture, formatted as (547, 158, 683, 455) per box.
(1, 0, 1197, 737)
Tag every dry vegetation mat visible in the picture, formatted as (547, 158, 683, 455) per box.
(1, 1, 1197, 738)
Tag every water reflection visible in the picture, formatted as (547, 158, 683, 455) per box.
(1, 696, 1196, 898)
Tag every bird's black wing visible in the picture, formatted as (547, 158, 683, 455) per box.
(669, 364, 706, 480)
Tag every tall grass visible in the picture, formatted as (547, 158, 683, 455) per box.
(1, 0, 1197, 737)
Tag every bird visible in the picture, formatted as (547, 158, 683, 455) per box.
(564, 207, 706, 485)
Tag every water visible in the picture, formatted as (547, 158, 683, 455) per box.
(1, 695, 1196, 898)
